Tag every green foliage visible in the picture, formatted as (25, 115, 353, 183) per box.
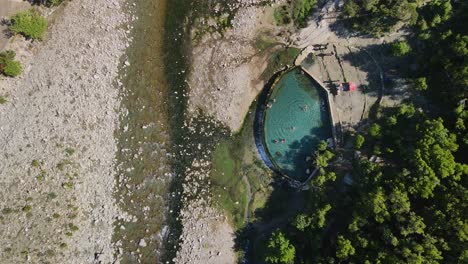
(47, 0, 64, 7)
(9, 9, 48, 40)
(31, 159, 40, 167)
(292, 0, 317, 27)
(414, 77, 428, 91)
(369, 123, 381, 138)
(0, 96, 6, 104)
(314, 150, 334, 168)
(293, 214, 311, 231)
(0, 50, 22, 77)
(413, 0, 466, 107)
(390, 41, 411, 56)
(336, 236, 355, 259)
(3, 60, 22, 77)
(265, 230, 295, 264)
(354, 134, 365, 149)
(343, 0, 420, 35)
(274, 5, 291, 25)
(22, 205, 32, 212)
(317, 140, 328, 152)
(261, 47, 301, 80)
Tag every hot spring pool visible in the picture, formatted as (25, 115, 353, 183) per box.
(263, 68, 332, 181)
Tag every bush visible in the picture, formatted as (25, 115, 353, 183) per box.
(0, 50, 22, 77)
(4, 60, 22, 77)
(47, 0, 64, 7)
(9, 9, 48, 40)
(390, 41, 411, 56)
(274, 5, 291, 25)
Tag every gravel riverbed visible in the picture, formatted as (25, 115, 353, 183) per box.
(0, 0, 129, 262)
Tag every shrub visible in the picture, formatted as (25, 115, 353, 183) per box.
(9, 9, 48, 40)
(390, 41, 411, 56)
(0, 96, 6, 104)
(3, 60, 22, 77)
(47, 0, 64, 6)
(0, 50, 22, 77)
(274, 5, 291, 25)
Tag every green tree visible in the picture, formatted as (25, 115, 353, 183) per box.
(369, 123, 381, 138)
(292, 0, 318, 26)
(336, 236, 355, 260)
(9, 9, 48, 40)
(414, 77, 428, 91)
(354, 134, 365, 149)
(265, 230, 296, 264)
(390, 41, 411, 56)
(293, 214, 311, 231)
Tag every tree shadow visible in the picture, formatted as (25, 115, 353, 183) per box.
(234, 175, 306, 264)
(340, 44, 384, 99)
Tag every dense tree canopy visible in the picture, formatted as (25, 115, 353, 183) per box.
(265, 230, 296, 264)
(342, 0, 420, 35)
(262, 1, 467, 263)
(268, 104, 467, 263)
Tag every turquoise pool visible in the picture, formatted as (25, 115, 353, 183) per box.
(263, 68, 332, 181)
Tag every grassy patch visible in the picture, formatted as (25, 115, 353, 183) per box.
(0, 96, 7, 104)
(31, 159, 40, 167)
(211, 143, 247, 228)
(261, 47, 301, 80)
(210, 104, 273, 229)
(22, 205, 32, 212)
(36, 170, 47, 181)
(254, 35, 278, 53)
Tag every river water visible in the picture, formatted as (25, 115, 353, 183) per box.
(115, 0, 232, 262)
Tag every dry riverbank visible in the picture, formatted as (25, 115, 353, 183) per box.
(0, 0, 129, 262)
(187, 0, 287, 132)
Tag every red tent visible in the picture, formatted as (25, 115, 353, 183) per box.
(348, 82, 357, 91)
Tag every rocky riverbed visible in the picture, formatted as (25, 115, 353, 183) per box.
(0, 0, 129, 262)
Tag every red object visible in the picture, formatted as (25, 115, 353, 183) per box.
(348, 82, 357, 91)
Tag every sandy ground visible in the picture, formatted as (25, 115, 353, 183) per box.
(0, 0, 128, 263)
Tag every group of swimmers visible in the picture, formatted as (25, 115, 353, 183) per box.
(273, 139, 287, 144)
